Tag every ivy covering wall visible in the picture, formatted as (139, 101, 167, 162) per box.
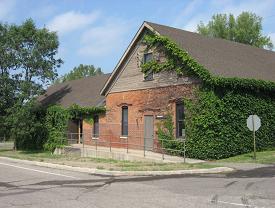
(44, 105, 70, 152)
(44, 105, 69, 152)
(185, 88, 275, 159)
(142, 33, 275, 159)
(44, 104, 105, 152)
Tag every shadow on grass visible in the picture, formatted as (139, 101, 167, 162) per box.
(0, 149, 11, 153)
(19, 150, 47, 154)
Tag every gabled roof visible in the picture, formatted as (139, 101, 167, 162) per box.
(38, 74, 111, 108)
(101, 21, 275, 95)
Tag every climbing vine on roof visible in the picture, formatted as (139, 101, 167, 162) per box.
(141, 33, 275, 93)
(68, 104, 106, 120)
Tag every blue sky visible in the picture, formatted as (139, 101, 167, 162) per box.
(1, 0, 275, 76)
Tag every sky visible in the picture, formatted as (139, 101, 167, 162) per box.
(0, 0, 275, 76)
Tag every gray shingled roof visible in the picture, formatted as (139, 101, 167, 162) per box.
(38, 74, 111, 107)
(146, 22, 275, 83)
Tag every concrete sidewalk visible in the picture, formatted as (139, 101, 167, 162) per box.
(208, 161, 274, 171)
(68, 144, 204, 164)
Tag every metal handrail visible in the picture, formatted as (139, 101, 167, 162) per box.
(63, 131, 187, 161)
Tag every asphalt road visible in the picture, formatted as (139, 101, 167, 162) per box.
(0, 158, 275, 208)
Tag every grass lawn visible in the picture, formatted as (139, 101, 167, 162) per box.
(218, 149, 275, 164)
(0, 149, 217, 171)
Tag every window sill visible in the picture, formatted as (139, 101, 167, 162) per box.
(120, 136, 128, 139)
(92, 137, 99, 140)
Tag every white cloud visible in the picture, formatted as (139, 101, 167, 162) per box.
(172, 0, 213, 32)
(183, 14, 209, 32)
(174, 0, 275, 32)
(0, 0, 15, 20)
(173, 0, 204, 28)
(77, 19, 131, 57)
(221, 0, 275, 16)
(47, 11, 100, 35)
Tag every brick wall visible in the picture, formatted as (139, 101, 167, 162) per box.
(95, 83, 199, 149)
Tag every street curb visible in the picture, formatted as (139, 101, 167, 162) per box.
(0, 156, 234, 176)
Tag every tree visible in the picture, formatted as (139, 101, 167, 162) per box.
(0, 19, 63, 147)
(0, 19, 62, 103)
(197, 12, 273, 49)
(0, 22, 18, 138)
(54, 64, 103, 83)
(6, 100, 48, 150)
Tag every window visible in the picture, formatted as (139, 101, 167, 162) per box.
(93, 115, 99, 137)
(143, 53, 153, 81)
(121, 106, 128, 136)
(176, 103, 185, 138)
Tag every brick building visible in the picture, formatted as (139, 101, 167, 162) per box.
(41, 21, 275, 151)
(97, 21, 275, 150)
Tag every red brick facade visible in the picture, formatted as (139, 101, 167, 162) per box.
(82, 84, 198, 149)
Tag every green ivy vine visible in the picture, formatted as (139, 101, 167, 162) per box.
(44, 105, 70, 152)
(141, 34, 275, 93)
(141, 33, 275, 159)
(44, 104, 105, 152)
(68, 104, 105, 125)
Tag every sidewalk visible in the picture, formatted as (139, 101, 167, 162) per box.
(208, 161, 274, 171)
(69, 144, 204, 164)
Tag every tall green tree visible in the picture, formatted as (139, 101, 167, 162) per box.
(0, 22, 18, 137)
(197, 12, 273, 49)
(55, 64, 103, 83)
(0, 19, 63, 146)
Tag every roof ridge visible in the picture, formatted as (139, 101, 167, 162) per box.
(53, 73, 111, 86)
(145, 21, 275, 55)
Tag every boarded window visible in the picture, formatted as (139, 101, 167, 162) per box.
(121, 106, 128, 136)
(143, 53, 153, 81)
(176, 103, 185, 138)
(93, 115, 99, 137)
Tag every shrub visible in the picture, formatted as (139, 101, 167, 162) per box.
(157, 114, 184, 155)
(9, 101, 47, 150)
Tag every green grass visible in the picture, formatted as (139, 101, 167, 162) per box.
(217, 149, 275, 164)
(0, 149, 217, 171)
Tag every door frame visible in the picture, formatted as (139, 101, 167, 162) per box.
(144, 115, 154, 151)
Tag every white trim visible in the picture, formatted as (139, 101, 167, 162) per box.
(92, 137, 99, 140)
(216, 200, 263, 208)
(100, 21, 159, 96)
(108, 81, 200, 95)
(120, 136, 128, 139)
